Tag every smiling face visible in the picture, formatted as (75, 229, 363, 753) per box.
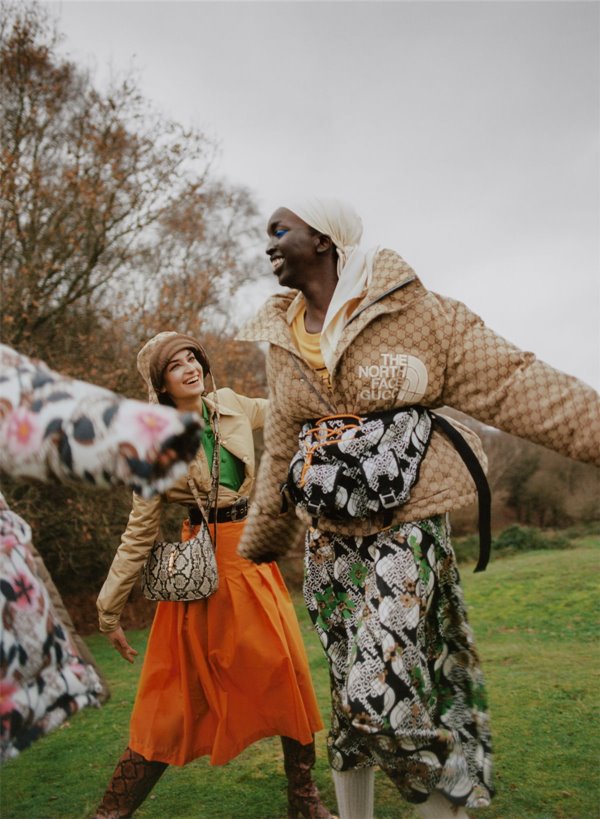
(265, 207, 324, 290)
(161, 348, 205, 409)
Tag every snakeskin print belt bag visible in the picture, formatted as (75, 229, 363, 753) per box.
(285, 406, 492, 572)
(141, 477, 219, 602)
(285, 407, 433, 524)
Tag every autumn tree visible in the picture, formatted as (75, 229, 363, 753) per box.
(133, 181, 263, 338)
(0, 2, 269, 606)
(0, 1, 266, 379)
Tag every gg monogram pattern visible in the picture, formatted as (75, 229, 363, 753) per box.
(237, 248, 600, 562)
(235, 248, 598, 806)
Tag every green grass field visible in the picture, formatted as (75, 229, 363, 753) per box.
(1, 538, 598, 819)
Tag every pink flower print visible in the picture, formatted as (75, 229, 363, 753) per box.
(0, 532, 19, 555)
(138, 410, 169, 441)
(0, 681, 18, 715)
(68, 659, 89, 681)
(9, 572, 38, 609)
(4, 408, 43, 458)
(118, 402, 172, 456)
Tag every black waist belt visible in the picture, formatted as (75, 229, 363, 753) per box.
(431, 412, 491, 574)
(188, 497, 248, 526)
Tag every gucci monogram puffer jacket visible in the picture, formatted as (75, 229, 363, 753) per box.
(236, 249, 600, 561)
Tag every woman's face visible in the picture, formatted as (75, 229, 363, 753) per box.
(161, 348, 204, 407)
(265, 207, 320, 289)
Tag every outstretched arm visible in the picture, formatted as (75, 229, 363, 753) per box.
(0, 344, 203, 496)
(439, 299, 600, 465)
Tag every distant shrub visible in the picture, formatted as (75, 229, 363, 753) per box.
(493, 525, 570, 553)
(452, 525, 573, 565)
(452, 535, 481, 565)
(562, 520, 600, 540)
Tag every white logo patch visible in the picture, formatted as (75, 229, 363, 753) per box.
(358, 353, 428, 402)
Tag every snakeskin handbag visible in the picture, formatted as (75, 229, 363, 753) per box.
(141, 477, 218, 602)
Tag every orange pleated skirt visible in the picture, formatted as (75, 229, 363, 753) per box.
(129, 519, 323, 766)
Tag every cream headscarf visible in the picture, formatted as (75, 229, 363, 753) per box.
(285, 197, 378, 372)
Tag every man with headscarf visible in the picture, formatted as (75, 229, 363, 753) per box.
(236, 198, 600, 819)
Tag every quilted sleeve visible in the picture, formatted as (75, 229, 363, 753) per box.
(440, 300, 600, 465)
(237, 350, 304, 562)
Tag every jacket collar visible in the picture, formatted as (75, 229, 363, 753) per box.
(236, 292, 299, 355)
(202, 390, 242, 416)
(236, 249, 423, 369)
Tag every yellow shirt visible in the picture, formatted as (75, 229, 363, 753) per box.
(290, 305, 330, 382)
(290, 300, 365, 383)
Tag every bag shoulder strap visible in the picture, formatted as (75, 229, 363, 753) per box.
(430, 412, 491, 573)
(187, 477, 208, 518)
(186, 383, 221, 548)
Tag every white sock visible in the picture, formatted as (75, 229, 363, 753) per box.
(414, 791, 470, 819)
(331, 767, 375, 819)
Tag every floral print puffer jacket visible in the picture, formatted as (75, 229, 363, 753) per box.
(0, 345, 203, 760)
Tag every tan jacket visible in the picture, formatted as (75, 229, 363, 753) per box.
(97, 389, 267, 632)
(236, 249, 600, 561)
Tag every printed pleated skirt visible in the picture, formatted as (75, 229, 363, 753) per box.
(129, 519, 323, 766)
(304, 515, 494, 808)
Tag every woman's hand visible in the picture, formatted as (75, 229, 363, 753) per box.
(107, 626, 139, 664)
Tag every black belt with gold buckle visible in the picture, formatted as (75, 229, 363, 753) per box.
(188, 498, 248, 526)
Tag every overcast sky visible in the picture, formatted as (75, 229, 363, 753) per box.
(47, 0, 599, 389)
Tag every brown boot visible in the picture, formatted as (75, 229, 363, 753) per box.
(93, 747, 168, 818)
(281, 736, 334, 819)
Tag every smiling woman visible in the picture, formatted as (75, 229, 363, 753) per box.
(92, 331, 333, 819)
(159, 348, 206, 408)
